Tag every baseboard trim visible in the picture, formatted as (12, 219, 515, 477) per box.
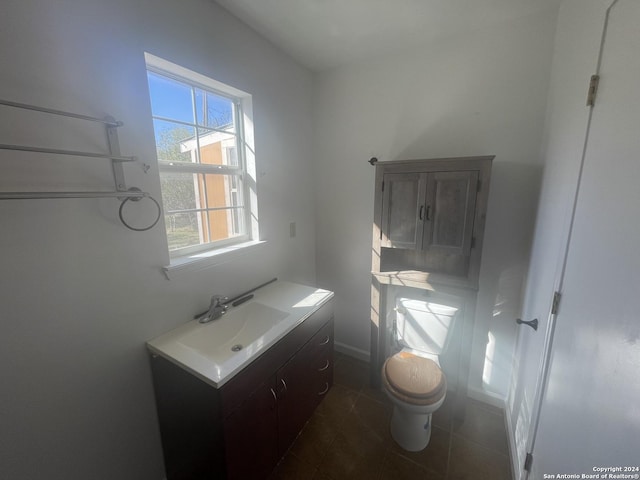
(334, 341, 370, 363)
(504, 400, 522, 480)
(466, 385, 507, 409)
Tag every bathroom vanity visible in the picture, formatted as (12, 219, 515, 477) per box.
(147, 281, 334, 479)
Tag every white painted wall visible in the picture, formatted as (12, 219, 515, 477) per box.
(0, 0, 316, 478)
(313, 9, 559, 401)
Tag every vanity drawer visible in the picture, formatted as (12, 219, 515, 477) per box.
(220, 300, 333, 418)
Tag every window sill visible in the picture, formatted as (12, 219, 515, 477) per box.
(162, 240, 266, 280)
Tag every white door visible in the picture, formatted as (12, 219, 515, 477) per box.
(529, 0, 640, 475)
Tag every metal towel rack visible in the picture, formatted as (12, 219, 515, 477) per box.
(0, 99, 161, 231)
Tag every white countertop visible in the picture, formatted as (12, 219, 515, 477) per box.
(147, 280, 334, 388)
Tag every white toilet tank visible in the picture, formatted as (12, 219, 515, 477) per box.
(395, 296, 459, 356)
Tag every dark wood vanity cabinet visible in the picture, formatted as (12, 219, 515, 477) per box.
(150, 300, 334, 480)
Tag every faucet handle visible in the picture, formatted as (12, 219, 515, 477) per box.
(210, 295, 229, 306)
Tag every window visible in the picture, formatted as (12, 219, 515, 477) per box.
(145, 54, 257, 259)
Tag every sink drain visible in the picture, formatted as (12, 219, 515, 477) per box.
(231, 344, 243, 352)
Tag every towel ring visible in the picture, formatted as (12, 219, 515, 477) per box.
(118, 188, 162, 232)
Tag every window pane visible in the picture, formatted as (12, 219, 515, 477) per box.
(198, 173, 243, 209)
(153, 120, 197, 165)
(159, 171, 197, 211)
(203, 208, 244, 243)
(197, 127, 238, 167)
(165, 212, 201, 251)
(147, 72, 194, 124)
(195, 89, 234, 129)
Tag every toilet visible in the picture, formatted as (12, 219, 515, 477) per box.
(381, 296, 458, 451)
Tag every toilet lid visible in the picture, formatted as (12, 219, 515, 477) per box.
(383, 352, 446, 405)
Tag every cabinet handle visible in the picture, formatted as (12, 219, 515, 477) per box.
(270, 388, 277, 403)
(319, 335, 330, 346)
(318, 359, 330, 372)
(318, 382, 329, 396)
(419, 205, 424, 220)
(425, 205, 432, 221)
(280, 378, 288, 393)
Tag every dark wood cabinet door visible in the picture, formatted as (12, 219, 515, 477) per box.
(224, 378, 279, 480)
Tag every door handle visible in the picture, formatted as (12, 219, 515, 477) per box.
(516, 318, 539, 331)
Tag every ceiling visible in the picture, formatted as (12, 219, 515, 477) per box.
(213, 0, 561, 72)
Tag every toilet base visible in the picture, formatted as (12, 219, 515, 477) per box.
(389, 406, 433, 452)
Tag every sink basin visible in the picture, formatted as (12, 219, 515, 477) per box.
(178, 302, 289, 364)
(147, 280, 334, 387)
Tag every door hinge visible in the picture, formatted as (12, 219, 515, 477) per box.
(586, 74, 600, 106)
(551, 291, 561, 315)
(524, 452, 533, 472)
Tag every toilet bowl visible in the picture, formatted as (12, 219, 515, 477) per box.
(381, 294, 458, 451)
(382, 350, 447, 451)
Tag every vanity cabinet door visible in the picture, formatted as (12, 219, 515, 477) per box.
(224, 378, 279, 480)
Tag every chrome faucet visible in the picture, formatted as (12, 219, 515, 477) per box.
(199, 295, 229, 323)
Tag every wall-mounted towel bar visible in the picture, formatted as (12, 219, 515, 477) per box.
(0, 99, 122, 127)
(0, 143, 136, 162)
(0, 99, 161, 231)
(0, 190, 146, 200)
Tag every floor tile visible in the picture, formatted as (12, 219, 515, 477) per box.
(431, 392, 454, 430)
(285, 352, 513, 480)
(380, 450, 445, 480)
(268, 452, 317, 480)
(389, 425, 451, 476)
(317, 430, 387, 480)
(452, 398, 509, 455)
(333, 356, 369, 391)
(288, 414, 339, 468)
(448, 435, 511, 480)
(339, 394, 393, 448)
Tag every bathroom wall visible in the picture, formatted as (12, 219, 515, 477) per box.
(312, 8, 559, 402)
(0, 0, 316, 478)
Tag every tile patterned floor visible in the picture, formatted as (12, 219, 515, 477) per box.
(269, 352, 512, 480)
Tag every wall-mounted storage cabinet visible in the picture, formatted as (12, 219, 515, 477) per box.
(374, 157, 492, 289)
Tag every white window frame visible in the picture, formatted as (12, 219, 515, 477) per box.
(145, 53, 259, 269)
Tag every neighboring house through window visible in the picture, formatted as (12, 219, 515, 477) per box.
(145, 53, 257, 260)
